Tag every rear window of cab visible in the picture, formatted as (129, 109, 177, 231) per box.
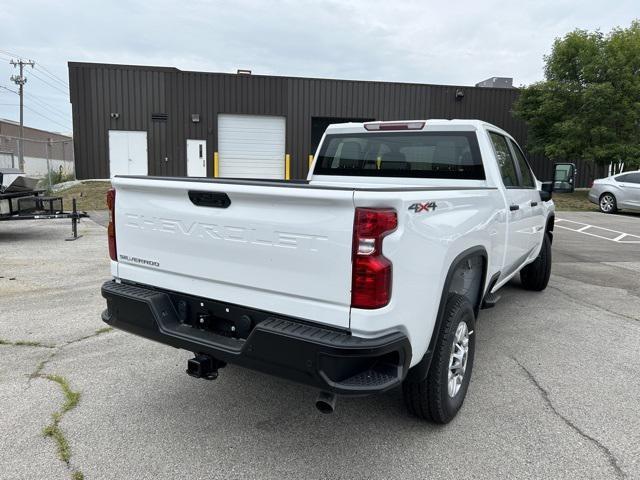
(314, 131, 485, 180)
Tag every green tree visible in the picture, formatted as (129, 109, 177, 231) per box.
(514, 21, 640, 170)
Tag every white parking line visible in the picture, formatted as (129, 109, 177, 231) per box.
(556, 218, 640, 244)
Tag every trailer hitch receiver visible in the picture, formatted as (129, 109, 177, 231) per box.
(186, 354, 225, 380)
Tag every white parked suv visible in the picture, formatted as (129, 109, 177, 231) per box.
(101, 120, 572, 423)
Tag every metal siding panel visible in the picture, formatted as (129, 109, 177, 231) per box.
(89, 70, 100, 177)
(69, 64, 599, 186)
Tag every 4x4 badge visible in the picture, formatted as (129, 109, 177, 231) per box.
(408, 202, 437, 213)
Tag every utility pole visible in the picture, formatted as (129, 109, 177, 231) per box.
(10, 58, 35, 171)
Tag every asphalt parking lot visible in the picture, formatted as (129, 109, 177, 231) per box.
(1, 211, 639, 480)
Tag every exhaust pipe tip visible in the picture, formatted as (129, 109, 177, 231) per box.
(315, 391, 337, 414)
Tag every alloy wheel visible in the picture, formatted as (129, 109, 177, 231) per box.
(447, 321, 470, 398)
(600, 195, 614, 212)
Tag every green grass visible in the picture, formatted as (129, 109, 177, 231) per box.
(45, 374, 81, 413)
(43, 422, 71, 463)
(0, 338, 55, 348)
(14, 340, 48, 347)
(552, 190, 598, 212)
(41, 374, 82, 476)
(95, 327, 113, 335)
(39, 170, 77, 191)
(57, 181, 112, 212)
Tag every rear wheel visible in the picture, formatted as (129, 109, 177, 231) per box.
(599, 193, 618, 213)
(403, 294, 476, 423)
(520, 233, 552, 291)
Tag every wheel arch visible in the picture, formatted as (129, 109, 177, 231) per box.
(546, 214, 555, 243)
(600, 191, 617, 201)
(405, 246, 488, 382)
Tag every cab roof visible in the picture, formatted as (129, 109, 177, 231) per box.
(325, 119, 507, 136)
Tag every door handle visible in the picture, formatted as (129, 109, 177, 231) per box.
(188, 191, 231, 208)
(509, 205, 520, 211)
(531, 201, 538, 207)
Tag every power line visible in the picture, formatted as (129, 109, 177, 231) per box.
(27, 91, 70, 113)
(26, 88, 70, 114)
(0, 49, 22, 58)
(34, 64, 69, 88)
(1, 49, 68, 86)
(3, 51, 71, 134)
(26, 95, 71, 121)
(0, 84, 19, 95)
(23, 105, 70, 130)
(0, 51, 18, 62)
(27, 69, 69, 95)
(1, 49, 69, 88)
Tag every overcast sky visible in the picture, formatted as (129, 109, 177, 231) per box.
(0, 0, 637, 134)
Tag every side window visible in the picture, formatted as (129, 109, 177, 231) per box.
(489, 132, 518, 187)
(619, 172, 640, 184)
(508, 139, 535, 188)
(627, 173, 640, 184)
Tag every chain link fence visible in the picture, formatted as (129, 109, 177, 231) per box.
(0, 134, 75, 185)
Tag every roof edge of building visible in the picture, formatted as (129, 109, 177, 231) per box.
(67, 61, 519, 92)
(0, 118, 72, 139)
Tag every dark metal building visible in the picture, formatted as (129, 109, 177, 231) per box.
(68, 62, 600, 186)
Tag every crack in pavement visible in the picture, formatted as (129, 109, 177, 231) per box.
(513, 357, 627, 479)
(12, 328, 115, 479)
(25, 328, 114, 388)
(41, 374, 83, 480)
(548, 284, 639, 324)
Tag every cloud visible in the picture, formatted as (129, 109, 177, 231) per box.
(0, 0, 637, 132)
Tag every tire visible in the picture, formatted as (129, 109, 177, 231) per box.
(520, 233, 552, 291)
(599, 193, 618, 214)
(403, 294, 476, 423)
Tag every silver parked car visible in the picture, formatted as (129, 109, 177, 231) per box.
(588, 171, 640, 213)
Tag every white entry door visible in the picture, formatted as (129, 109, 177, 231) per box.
(218, 114, 286, 179)
(108, 130, 148, 177)
(186, 139, 207, 177)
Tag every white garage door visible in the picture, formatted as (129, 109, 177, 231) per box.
(218, 114, 286, 179)
(108, 130, 148, 178)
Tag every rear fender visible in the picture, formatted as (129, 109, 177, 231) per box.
(405, 246, 487, 382)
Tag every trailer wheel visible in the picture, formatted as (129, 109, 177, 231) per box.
(402, 294, 476, 423)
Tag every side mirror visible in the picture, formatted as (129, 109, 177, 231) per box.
(553, 163, 576, 193)
(540, 182, 553, 201)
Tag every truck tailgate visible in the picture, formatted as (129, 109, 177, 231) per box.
(112, 177, 355, 329)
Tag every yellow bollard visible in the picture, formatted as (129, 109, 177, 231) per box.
(285, 154, 291, 180)
(213, 152, 219, 178)
(308, 154, 314, 170)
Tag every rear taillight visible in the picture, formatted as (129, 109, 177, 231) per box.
(106, 188, 117, 261)
(351, 208, 397, 309)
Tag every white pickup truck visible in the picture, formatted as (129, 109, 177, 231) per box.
(101, 119, 573, 423)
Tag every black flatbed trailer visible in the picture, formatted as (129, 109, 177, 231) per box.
(0, 189, 88, 240)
